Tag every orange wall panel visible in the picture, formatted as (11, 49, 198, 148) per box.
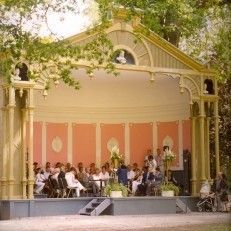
(130, 123, 153, 167)
(46, 123, 68, 164)
(101, 124, 125, 164)
(157, 121, 179, 167)
(183, 120, 191, 151)
(72, 123, 96, 167)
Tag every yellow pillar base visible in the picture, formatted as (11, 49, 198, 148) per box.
(8, 179, 15, 199)
(190, 178, 197, 196)
(1, 177, 7, 199)
(22, 179, 27, 199)
(28, 179, 34, 199)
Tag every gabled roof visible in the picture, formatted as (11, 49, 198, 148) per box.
(67, 8, 214, 75)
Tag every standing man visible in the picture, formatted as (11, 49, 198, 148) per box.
(155, 148, 164, 173)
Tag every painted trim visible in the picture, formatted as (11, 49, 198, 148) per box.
(67, 122, 72, 163)
(41, 122, 46, 166)
(96, 123, 101, 167)
(125, 123, 130, 164)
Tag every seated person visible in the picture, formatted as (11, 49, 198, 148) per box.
(43, 166, 51, 180)
(132, 163, 139, 172)
(92, 168, 102, 196)
(127, 165, 135, 190)
(132, 169, 142, 195)
(155, 148, 164, 173)
(90, 163, 96, 175)
(144, 149, 154, 161)
(34, 168, 46, 194)
(65, 167, 86, 197)
(147, 155, 157, 173)
(51, 167, 60, 182)
(77, 162, 85, 173)
(104, 162, 113, 176)
(65, 162, 72, 172)
(146, 167, 163, 196)
(137, 166, 154, 196)
(58, 164, 66, 197)
(99, 166, 110, 187)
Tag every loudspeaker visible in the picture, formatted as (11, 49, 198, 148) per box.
(172, 150, 191, 195)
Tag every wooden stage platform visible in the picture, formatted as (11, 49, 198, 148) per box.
(0, 196, 199, 220)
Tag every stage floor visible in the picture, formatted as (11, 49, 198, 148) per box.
(0, 196, 199, 220)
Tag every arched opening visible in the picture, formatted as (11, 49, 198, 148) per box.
(16, 63, 29, 81)
(204, 79, 214, 95)
(113, 49, 135, 65)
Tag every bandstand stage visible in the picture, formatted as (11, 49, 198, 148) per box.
(0, 9, 220, 220)
(0, 196, 199, 220)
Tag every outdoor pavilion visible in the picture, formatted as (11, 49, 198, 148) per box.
(0, 10, 220, 200)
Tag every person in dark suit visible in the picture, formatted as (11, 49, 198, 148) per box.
(117, 162, 128, 186)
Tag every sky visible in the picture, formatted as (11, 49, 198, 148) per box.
(25, 0, 99, 39)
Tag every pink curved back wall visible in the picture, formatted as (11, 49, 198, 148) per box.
(30, 120, 191, 168)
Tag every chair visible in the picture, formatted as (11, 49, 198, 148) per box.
(58, 177, 68, 198)
(47, 178, 55, 198)
(60, 177, 78, 198)
(50, 178, 62, 198)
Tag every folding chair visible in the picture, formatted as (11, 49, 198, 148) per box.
(60, 177, 78, 198)
(50, 178, 62, 198)
(58, 177, 68, 198)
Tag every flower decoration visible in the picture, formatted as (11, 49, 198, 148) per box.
(162, 149, 175, 162)
(110, 145, 123, 161)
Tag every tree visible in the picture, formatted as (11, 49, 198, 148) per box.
(0, 0, 116, 89)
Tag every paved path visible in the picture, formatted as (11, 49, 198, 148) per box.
(0, 213, 230, 231)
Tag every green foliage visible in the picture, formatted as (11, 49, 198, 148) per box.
(0, 0, 116, 87)
(160, 182, 180, 196)
(210, 79, 231, 188)
(104, 182, 129, 197)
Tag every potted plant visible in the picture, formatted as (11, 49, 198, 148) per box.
(110, 145, 123, 169)
(160, 182, 179, 197)
(104, 182, 129, 198)
(162, 147, 176, 182)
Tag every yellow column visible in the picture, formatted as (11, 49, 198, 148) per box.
(199, 100, 206, 183)
(8, 86, 15, 198)
(27, 89, 34, 199)
(21, 108, 28, 199)
(190, 116, 197, 195)
(205, 116, 211, 181)
(214, 100, 220, 175)
(1, 106, 7, 199)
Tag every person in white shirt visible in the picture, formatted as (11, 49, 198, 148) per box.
(35, 168, 46, 194)
(127, 165, 135, 181)
(43, 166, 51, 180)
(127, 165, 135, 191)
(99, 166, 110, 187)
(147, 155, 157, 173)
(144, 149, 154, 161)
(92, 168, 102, 195)
(155, 148, 164, 173)
(65, 167, 86, 196)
